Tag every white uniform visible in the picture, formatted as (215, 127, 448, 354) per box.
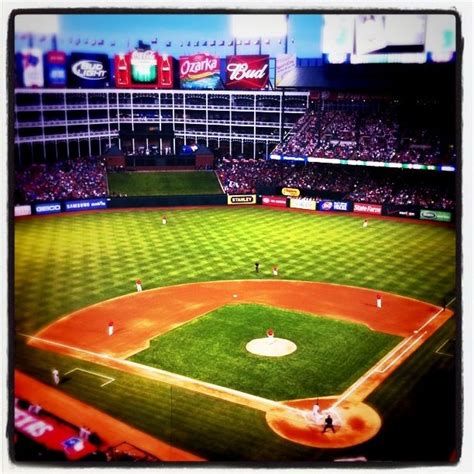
(136, 281, 142, 292)
(376, 296, 382, 308)
(52, 369, 60, 385)
(108, 322, 114, 336)
(272, 267, 278, 276)
(363, 220, 368, 228)
(162, 217, 167, 225)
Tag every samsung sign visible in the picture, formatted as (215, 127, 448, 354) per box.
(65, 199, 108, 212)
(35, 202, 62, 215)
(68, 52, 110, 88)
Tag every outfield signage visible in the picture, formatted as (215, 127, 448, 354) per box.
(353, 203, 382, 215)
(281, 187, 300, 198)
(384, 205, 418, 219)
(34, 202, 62, 215)
(262, 195, 287, 208)
(180, 53, 221, 89)
(226, 55, 269, 90)
(290, 198, 316, 211)
(68, 52, 110, 88)
(227, 194, 256, 205)
(64, 199, 108, 212)
(317, 200, 352, 212)
(14, 205, 32, 217)
(420, 209, 452, 222)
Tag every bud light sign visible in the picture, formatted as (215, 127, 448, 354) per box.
(226, 55, 269, 90)
(180, 53, 221, 89)
(68, 52, 110, 88)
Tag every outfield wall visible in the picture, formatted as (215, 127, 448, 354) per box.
(22, 194, 453, 223)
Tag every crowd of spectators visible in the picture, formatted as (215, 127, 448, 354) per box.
(272, 106, 455, 166)
(15, 156, 108, 204)
(216, 158, 455, 210)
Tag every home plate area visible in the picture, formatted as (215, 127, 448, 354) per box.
(245, 337, 297, 357)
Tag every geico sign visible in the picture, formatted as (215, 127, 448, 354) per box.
(36, 204, 61, 212)
(281, 187, 300, 197)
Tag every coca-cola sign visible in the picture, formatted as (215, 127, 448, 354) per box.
(226, 55, 269, 90)
(179, 53, 221, 90)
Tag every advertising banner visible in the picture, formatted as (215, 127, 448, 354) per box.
(276, 54, 296, 86)
(353, 202, 382, 215)
(227, 194, 257, 205)
(45, 51, 67, 87)
(290, 198, 317, 211)
(226, 55, 269, 90)
(34, 202, 62, 215)
(419, 209, 452, 222)
(68, 52, 110, 88)
(21, 48, 44, 87)
(281, 187, 300, 198)
(14, 205, 32, 217)
(15, 406, 96, 461)
(179, 53, 221, 89)
(317, 200, 352, 212)
(262, 195, 287, 208)
(115, 50, 175, 89)
(64, 198, 108, 212)
(384, 205, 418, 219)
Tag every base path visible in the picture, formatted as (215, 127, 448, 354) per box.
(26, 280, 453, 449)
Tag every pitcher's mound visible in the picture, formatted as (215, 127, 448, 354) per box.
(246, 338, 297, 357)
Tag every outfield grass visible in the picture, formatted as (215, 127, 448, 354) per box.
(107, 171, 223, 196)
(14, 207, 456, 335)
(129, 304, 401, 400)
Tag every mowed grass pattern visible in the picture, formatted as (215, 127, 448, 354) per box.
(15, 207, 455, 335)
(107, 171, 223, 196)
(130, 304, 401, 400)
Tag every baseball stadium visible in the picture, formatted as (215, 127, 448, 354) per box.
(9, 10, 460, 466)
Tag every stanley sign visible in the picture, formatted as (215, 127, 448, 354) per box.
(227, 194, 257, 205)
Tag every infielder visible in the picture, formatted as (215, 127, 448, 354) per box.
(136, 279, 143, 292)
(376, 293, 382, 308)
(108, 321, 114, 336)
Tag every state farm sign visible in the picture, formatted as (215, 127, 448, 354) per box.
(226, 55, 269, 89)
(353, 203, 382, 215)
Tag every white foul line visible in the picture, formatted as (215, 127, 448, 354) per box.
(414, 298, 455, 334)
(375, 332, 427, 374)
(63, 367, 115, 387)
(435, 339, 455, 357)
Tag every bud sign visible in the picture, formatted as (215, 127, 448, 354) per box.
(226, 55, 269, 89)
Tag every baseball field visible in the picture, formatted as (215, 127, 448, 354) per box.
(13, 205, 457, 462)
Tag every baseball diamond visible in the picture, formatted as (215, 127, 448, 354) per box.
(11, 9, 461, 467)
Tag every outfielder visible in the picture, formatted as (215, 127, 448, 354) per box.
(136, 279, 143, 292)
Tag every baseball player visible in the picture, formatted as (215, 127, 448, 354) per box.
(136, 279, 143, 292)
(52, 368, 60, 386)
(322, 414, 336, 433)
(312, 402, 324, 424)
(266, 328, 274, 345)
(162, 216, 167, 225)
(376, 293, 382, 309)
(108, 321, 114, 336)
(255, 262, 260, 273)
(363, 219, 368, 228)
(272, 265, 278, 277)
